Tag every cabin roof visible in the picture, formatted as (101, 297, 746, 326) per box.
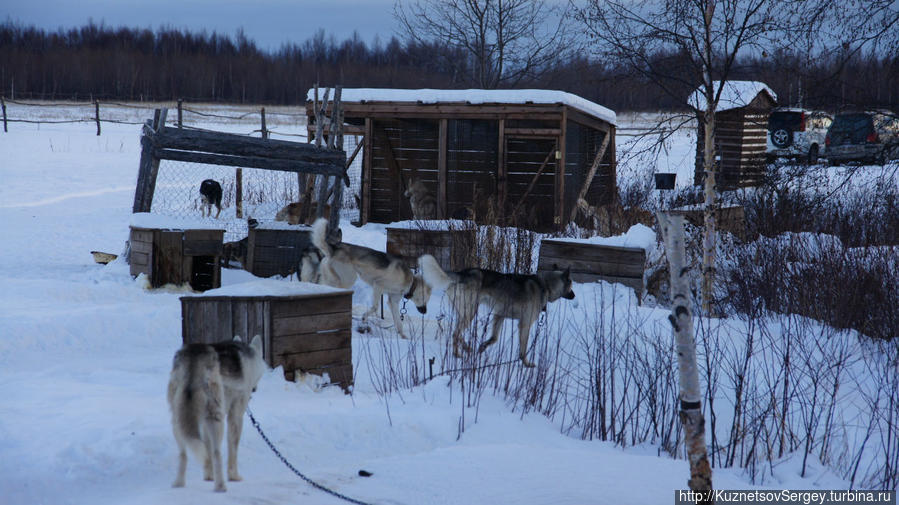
(688, 80, 776, 112)
(306, 88, 617, 125)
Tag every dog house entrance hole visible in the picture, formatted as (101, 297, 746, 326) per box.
(190, 256, 217, 291)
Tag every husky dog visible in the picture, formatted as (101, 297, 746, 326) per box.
(168, 335, 267, 492)
(419, 255, 575, 368)
(199, 179, 223, 218)
(311, 218, 431, 338)
(404, 179, 438, 220)
(275, 201, 330, 225)
(299, 244, 325, 284)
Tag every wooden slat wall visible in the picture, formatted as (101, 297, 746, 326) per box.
(386, 227, 478, 271)
(566, 120, 615, 209)
(446, 119, 499, 220)
(504, 137, 556, 228)
(180, 291, 353, 390)
(370, 118, 440, 223)
(246, 227, 312, 278)
(538, 239, 646, 301)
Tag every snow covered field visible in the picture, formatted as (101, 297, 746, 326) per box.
(0, 103, 890, 505)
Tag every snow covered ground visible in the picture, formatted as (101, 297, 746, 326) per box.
(0, 104, 887, 505)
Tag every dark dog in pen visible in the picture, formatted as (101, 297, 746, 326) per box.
(199, 179, 223, 218)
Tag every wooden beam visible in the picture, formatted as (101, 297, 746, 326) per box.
(153, 149, 345, 176)
(148, 126, 344, 166)
(555, 109, 567, 230)
(497, 119, 506, 218)
(373, 126, 406, 219)
(438, 118, 447, 219)
(565, 106, 613, 134)
(132, 109, 167, 213)
(504, 127, 561, 137)
(568, 130, 612, 223)
(509, 143, 556, 219)
(361, 118, 372, 224)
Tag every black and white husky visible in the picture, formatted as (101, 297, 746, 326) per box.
(311, 218, 432, 339)
(419, 255, 575, 368)
(199, 179, 223, 218)
(167, 335, 267, 492)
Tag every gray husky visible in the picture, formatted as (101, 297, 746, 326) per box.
(168, 335, 267, 492)
(419, 255, 575, 367)
(404, 179, 438, 220)
(311, 218, 432, 339)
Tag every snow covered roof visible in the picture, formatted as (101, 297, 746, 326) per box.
(130, 212, 226, 231)
(186, 279, 350, 298)
(307, 88, 617, 126)
(688, 81, 776, 112)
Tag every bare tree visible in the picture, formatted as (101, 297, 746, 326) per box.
(575, 0, 898, 313)
(394, 0, 573, 88)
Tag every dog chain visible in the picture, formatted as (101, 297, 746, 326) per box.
(246, 407, 378, 505)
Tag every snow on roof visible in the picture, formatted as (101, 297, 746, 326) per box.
(547, 223, 657, 254)
(130, 212, 226, 231)
(186, 279, 350, 298)
(307, 88, 617, 126)
(688, 81, 776, 112)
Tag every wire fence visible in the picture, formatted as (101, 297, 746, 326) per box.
(3, 97, 365, 236)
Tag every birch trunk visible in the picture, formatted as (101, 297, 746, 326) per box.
(658, 212, 713, 500)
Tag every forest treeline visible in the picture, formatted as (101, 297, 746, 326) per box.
(1, 21, 896, 112)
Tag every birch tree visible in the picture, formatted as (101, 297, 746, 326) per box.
(575, 0, 898, 313)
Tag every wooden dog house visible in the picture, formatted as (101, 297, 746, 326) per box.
(180, 280, 354, 389)
(690, 81, 776, 189)
(245, 222, 313, 278)
(538, 238, 646, 301)
(129, 213, 224, 291)
(307, 89, 617, 231)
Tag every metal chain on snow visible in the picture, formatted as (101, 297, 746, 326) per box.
(400, 298, 408, 321)
(246, 407, 379, 505)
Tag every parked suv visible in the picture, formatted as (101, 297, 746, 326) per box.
(767, 108, 831, 164)
(825, 111, 899, 165)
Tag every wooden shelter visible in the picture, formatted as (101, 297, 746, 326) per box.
(306, 89, 617, 231)
(691, 81, 776, 189)
(129, 214, 225, 291)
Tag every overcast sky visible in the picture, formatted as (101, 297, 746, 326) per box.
(5, 0, 400, 51)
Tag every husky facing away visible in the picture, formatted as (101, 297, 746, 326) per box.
(199, 179, 223, 218)
(168, 335, 267, 492)
(404, 179, 438, 220)
(311, 218, 432, 339)
(419, 254, 575, 368)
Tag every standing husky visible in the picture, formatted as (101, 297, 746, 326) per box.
(404, 179, 438, 220)
(168, 335, 267, 492)
(311, 218, 431, 339)
(419, 255, 575, 368)
(199, 179, 223, 218)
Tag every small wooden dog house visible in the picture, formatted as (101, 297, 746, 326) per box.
(245, 222, 313, 278)
(307, 88, 617, 231)
(129, 213, 224, 291)
(690, 81, 776, 189)
(180, 280, 354, 389)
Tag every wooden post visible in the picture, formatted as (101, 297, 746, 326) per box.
(319, 87, 341, 219)
(361, 118, 372, 224)
(260, 107, 268, 139)
(657, 212, 713, 499)
(177, 99, 183, 128)
(568, 127, 611, 223)
(133, 108, 167, 213)
(497, 119, 506, 220)
(555, 109, 567, 230)
(437, 118, 447, 219)
(94, 100, 101, 136)
(1, 97, 7, 133)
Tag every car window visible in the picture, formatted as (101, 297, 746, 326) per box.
(831, 114, 873, 134)
(768, 111, 802, 131)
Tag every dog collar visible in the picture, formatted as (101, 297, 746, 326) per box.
(404, 277, 417, 299)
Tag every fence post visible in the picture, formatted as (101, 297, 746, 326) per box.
(177, 99, 183, 129)
(94, 100, 101, 136)
(261, 107, 268, 139)
(1, 97, 7, 133)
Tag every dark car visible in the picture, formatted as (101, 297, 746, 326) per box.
(825, 111, 899, 165)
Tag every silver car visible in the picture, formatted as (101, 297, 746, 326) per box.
(767, 108, 832, 164)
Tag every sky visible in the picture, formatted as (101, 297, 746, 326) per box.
(4, 0, 400, 52)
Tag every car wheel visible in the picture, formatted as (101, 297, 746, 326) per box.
(808, 145, 819, 164)
(771, 128, 792, 148)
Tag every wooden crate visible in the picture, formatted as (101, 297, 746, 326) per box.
(180, 281, 354, 389)
(129, 225, 223, 291)
(386, 223, 477, 271)
(538, 239, 646, 301)
(246, 224, 313, 278)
